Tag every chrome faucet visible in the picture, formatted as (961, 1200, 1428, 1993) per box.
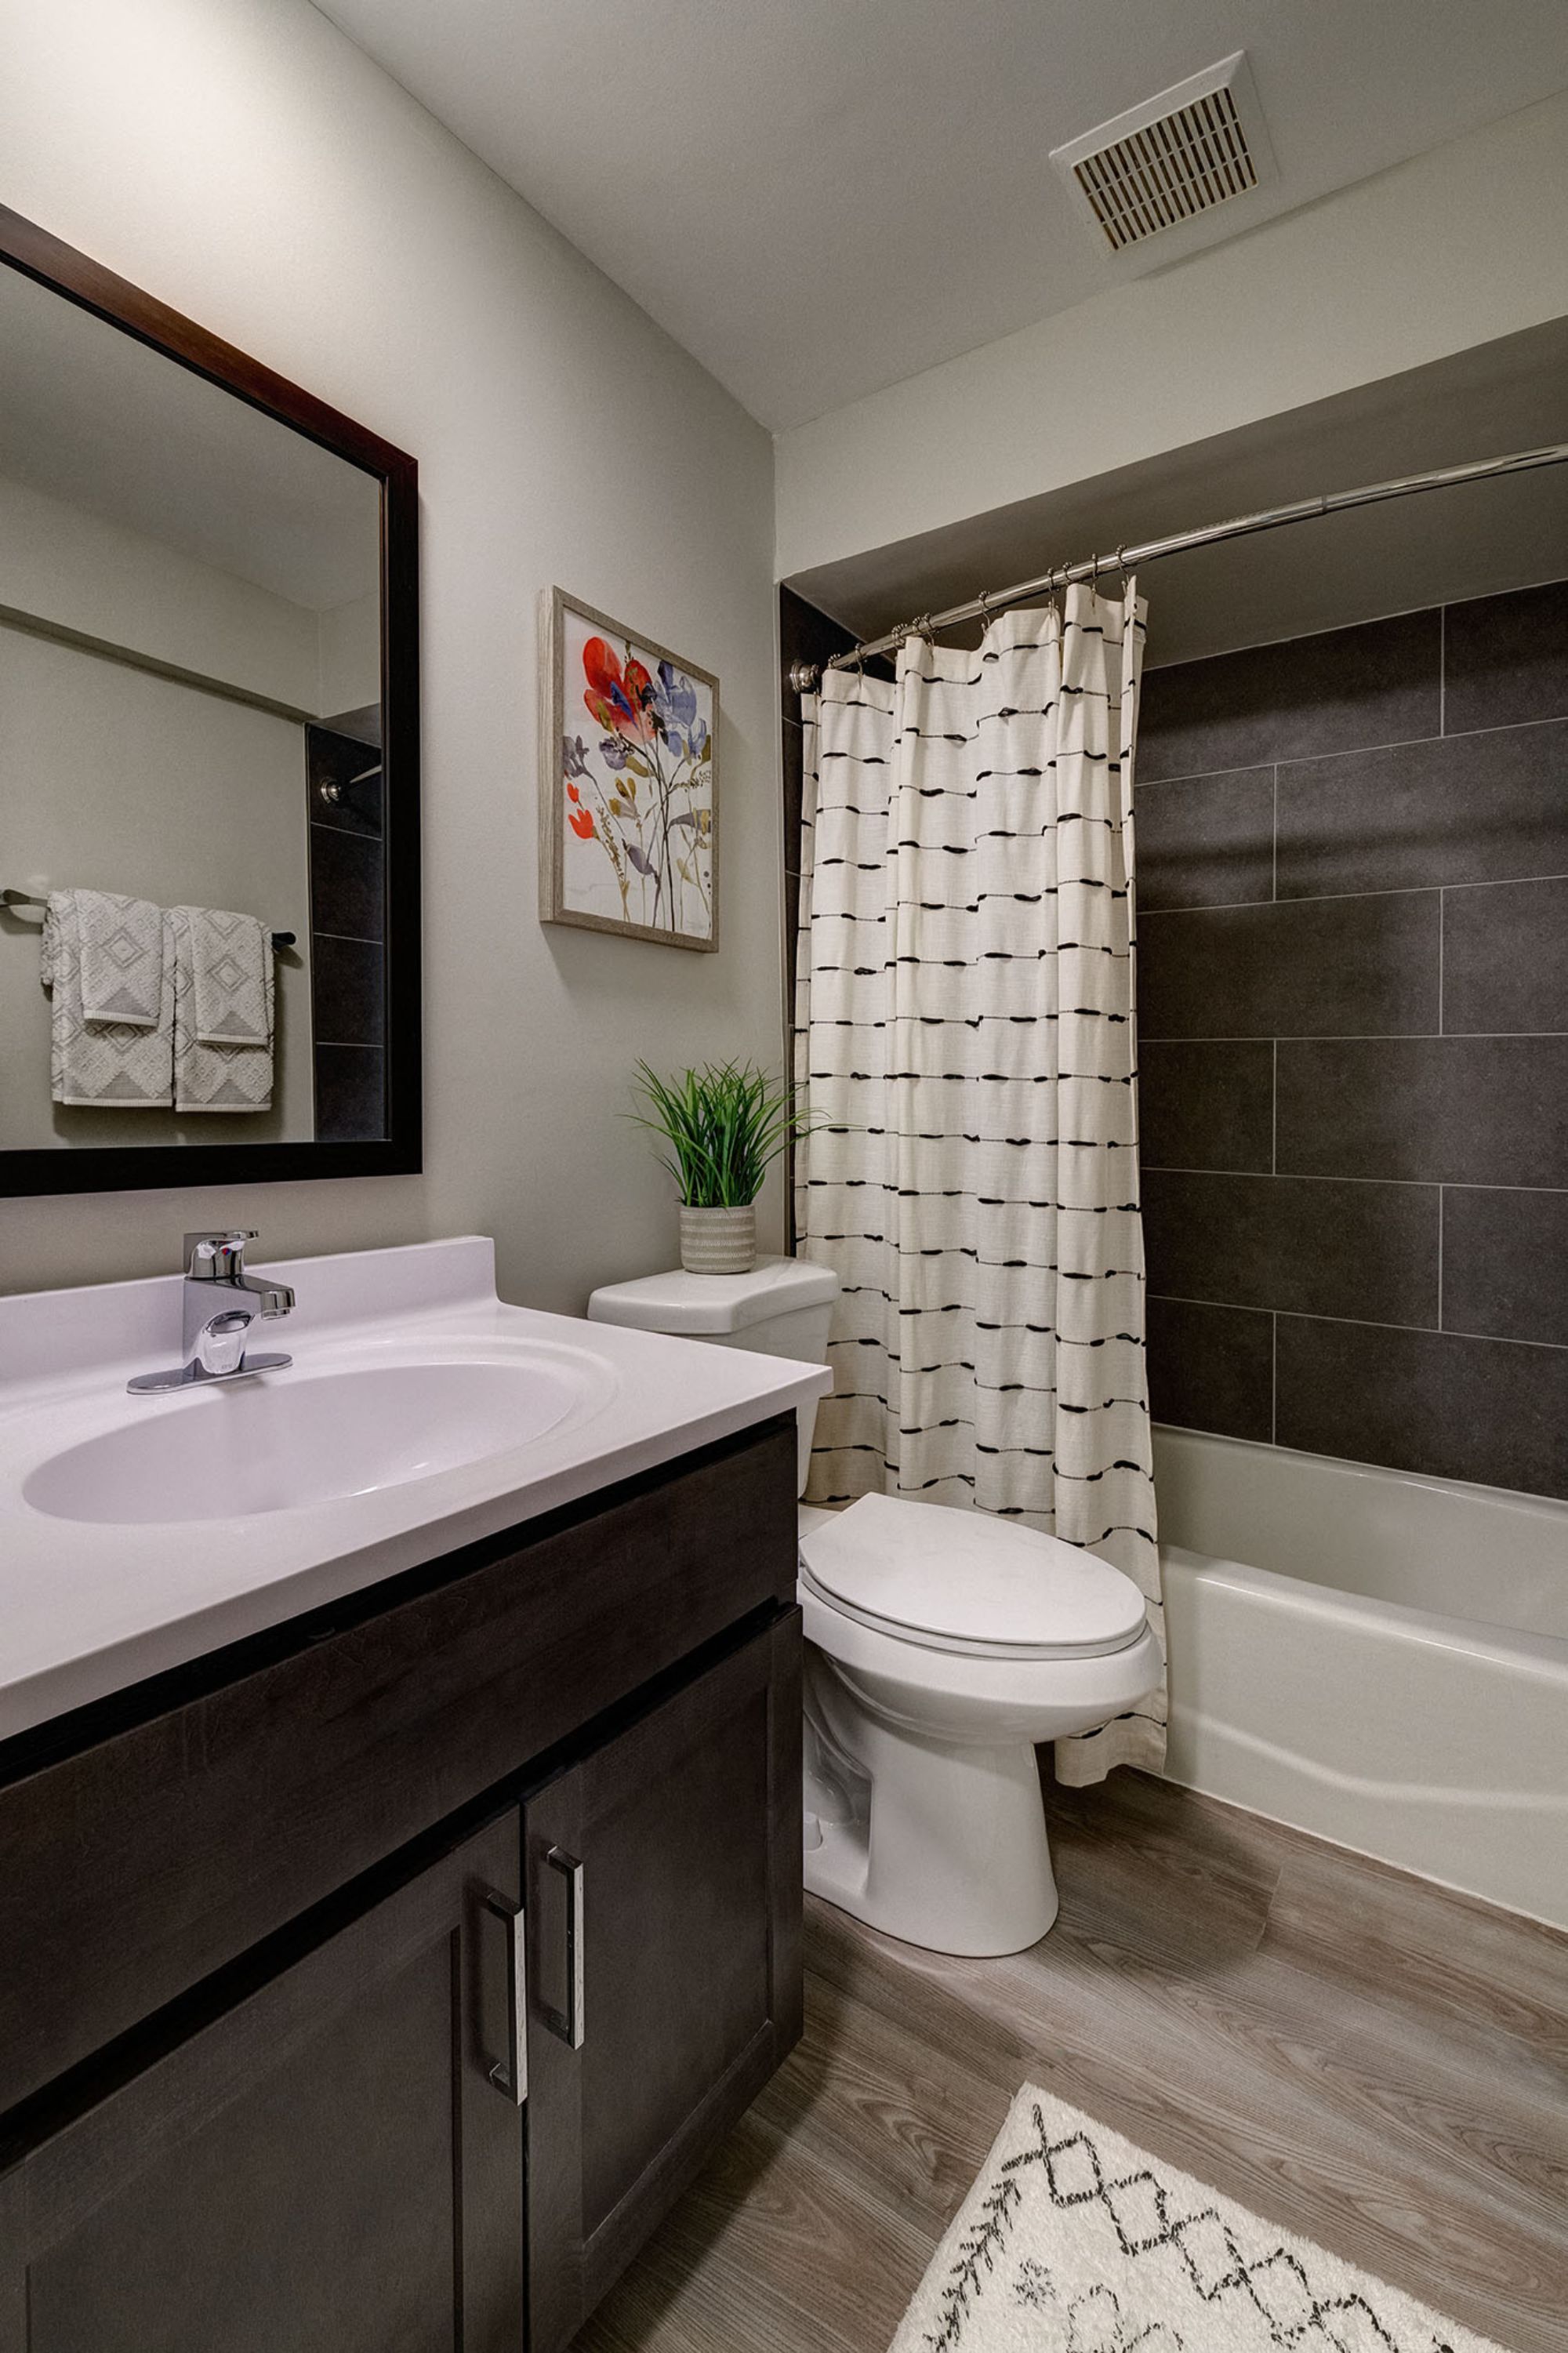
(128, 1231, 295, 1395)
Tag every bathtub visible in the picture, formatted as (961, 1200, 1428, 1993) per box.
(1152, 1425, 1568, 1930)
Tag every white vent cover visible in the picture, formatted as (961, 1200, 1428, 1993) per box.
(1051, 53, 1276, 264)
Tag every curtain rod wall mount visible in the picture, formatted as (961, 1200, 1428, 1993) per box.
(789, 440, 1568, 694)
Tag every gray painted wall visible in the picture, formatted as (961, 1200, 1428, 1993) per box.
(0, 0, 781, 1307)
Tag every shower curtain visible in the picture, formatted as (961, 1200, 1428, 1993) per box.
(794, 584, 1165, 1781)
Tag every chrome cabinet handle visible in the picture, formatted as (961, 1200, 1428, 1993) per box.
(542, 1847, 586, 2050)
(483, 1891, 528, 2104)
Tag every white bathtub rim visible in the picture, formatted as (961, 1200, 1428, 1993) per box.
(1152, 1422, 1568, 1643)
(1152, 1419, 1568, 1526)
(1160, 1734, 1568, 1937)
(1153, 1426, 1568, 1933)
(1167, 1698, 1568, 1813)
(1161, 1541, 1568, 1679)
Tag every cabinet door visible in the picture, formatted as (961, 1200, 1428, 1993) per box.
(524, 1610, 803, 2353)
(0, 1814, 524, 2353)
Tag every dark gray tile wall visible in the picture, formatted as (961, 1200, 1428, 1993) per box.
(1145, 1297, 1274, 1445)
(1138, 1040, 1273, 1172)
(1140, 893, 1441, 1039)
(1137, 766, 1275, 909)
(1138, 608, 1442, 782)
(1141, 1170, 1439, 1326)
(1138, 576, 1568, 1501)
(305, 724, 387, 1143)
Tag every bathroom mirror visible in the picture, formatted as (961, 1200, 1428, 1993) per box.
(0, 206, 419, 1196)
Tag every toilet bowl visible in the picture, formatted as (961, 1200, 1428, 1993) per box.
(587, 1255, 1161, 1958)
(797, 1494, 1160, 1954)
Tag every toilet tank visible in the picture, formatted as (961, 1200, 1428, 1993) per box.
(586, 1255, 838, 1494)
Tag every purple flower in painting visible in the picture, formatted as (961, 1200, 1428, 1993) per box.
(651, 659, 707, 760)
(599, 735, 630, 771)
(655, 659, 696, 730)
(562, 733, 590, 779)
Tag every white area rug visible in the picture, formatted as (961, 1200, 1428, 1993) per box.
(891, 2086, 1509, 2353)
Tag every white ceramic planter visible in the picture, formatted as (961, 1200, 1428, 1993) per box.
(679, 1204, 757, 1275)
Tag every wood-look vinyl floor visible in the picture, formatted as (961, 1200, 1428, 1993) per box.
(576, 1770, 1568, 2353)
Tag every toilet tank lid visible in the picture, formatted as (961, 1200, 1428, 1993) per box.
(586, 1254, 839, 1334)
(798, 1492, 1148, 1653)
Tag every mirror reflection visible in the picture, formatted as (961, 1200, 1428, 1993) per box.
(0, 260, 385, 1152)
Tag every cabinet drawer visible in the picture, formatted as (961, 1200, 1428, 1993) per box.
(0, 1415, 797, 2120)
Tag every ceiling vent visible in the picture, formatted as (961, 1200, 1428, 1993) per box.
(1051, 53, 1276, 265)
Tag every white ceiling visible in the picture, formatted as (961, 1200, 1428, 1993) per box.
(314, 0, 1568, 431)
(0, 260, 381, 611)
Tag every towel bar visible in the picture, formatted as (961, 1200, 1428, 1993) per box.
(3, 888, 296, 951)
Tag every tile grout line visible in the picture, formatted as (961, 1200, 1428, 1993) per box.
(1439, 888, 1446, 1038)
(1438, 600, 1446, 739)
(1149, 1291, 1568, 1352)
(1270, 1310, 1277, 1446)
(1144, 1165, 1568, 1195)
(1144, 873, 1568, 917)
(1271, 762, 1279, 905)
(1437, 1188, 1444, 1333)
(1144, 1030, 1568, 1043)
(1138, 703, 1567, 790)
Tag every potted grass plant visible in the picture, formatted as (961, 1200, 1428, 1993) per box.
(633, 1058, 815, 1273)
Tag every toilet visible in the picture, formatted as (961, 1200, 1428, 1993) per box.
(587, 1255, 1161, 1958)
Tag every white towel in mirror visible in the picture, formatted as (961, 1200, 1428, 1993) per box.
(186, 905, 272, 1046)
(78, 891, 165, 1028)
(40, 890, 175, 1109)
(167, 906, 274, 1112)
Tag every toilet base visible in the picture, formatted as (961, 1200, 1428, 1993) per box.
(803, 1713, 1059, 1957)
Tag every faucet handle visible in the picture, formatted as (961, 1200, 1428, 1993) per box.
(183, 1229, 260, 1278)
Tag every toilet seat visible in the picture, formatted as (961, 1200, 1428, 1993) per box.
(797, 1564, 1146, 1661)
(797, 1491, 1148, 1663)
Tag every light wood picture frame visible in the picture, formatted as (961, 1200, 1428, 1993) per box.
(539, 587, 719, 951)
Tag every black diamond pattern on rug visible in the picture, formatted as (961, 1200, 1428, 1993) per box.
(908, 2093, 1489, 2353)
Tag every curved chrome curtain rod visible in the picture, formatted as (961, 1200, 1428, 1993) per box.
(787, 440, 1568, 693)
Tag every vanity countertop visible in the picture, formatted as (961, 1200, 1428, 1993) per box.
(0, 1236, 827, 1742)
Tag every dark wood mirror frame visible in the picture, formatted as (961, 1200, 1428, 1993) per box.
(0, 205, 420, 1198)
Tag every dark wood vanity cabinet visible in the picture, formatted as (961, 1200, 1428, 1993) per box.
(0, 1813, 527, 2353)
(525, 1612, 802, 2353)
(0, 1419, 803, 2351)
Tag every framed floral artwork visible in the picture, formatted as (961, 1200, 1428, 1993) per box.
(539, 588, 719, 950)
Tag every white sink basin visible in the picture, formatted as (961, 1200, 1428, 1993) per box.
(0, 1236, 830, 1741)
(24, 1356, 593, 1525)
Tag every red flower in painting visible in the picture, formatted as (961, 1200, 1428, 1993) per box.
(568, 806, 596, 839)
(583, 636, 655, 743)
